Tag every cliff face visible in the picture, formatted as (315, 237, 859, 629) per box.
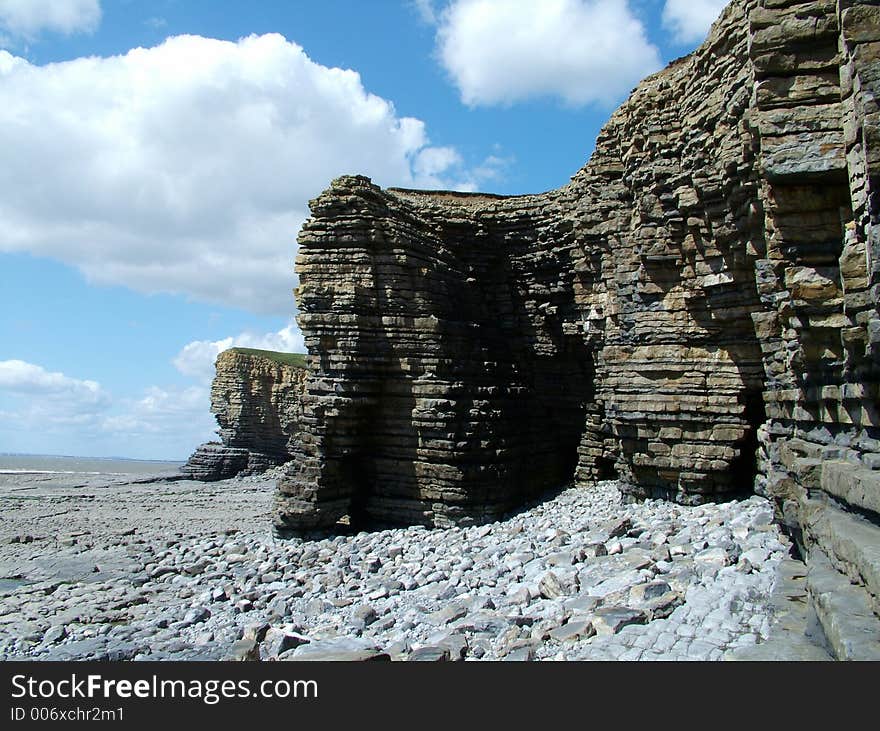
(275, 0, 880, 656)
(275, 0, 879, 630)
(182, 349, 308, 480)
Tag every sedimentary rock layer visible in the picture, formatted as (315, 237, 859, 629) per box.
(182, 349, 308, 480)
(276, 0, 879, 570)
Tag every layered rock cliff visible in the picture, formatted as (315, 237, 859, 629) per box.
(742, 0, 880, 659)
(182, 349, 308, 480)
(275, 0, 880, 657)
(274, 0, 879, 658)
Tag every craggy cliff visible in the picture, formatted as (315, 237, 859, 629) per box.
(276, 0, 879, 656)
(182, 349, 308, 480)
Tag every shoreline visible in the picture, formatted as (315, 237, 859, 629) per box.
(0, 468, 818, 661)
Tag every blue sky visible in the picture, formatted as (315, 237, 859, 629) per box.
(0, 0, 727, 459)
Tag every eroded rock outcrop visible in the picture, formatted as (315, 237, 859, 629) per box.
(275, 0, 880, 656)
(182, 349, 308, 480)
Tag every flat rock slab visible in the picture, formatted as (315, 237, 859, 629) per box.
(591, 607, 647, 637)
(285, 638, 390, 662)
(502, 645, 536, 661)
(726, 638, 832, 661)
(408, 646, 451, 661)
(548, 620, 594, 643)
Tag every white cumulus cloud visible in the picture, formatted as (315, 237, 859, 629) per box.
(413, 146, 463, 179)
(0, 359, 110, 439)
(0, 359, 108, 407)
(0, 0, 100, 41)
(103, 385, 214, 437)
(0, 359, 215, 458)
(0, 33, 478, 315)
(173, 320, 305, 382)
(436, 0, 662, 107)
(412, 0, 439, 25)
(662, 0, 728, 45)
(98, 383, 216, 459)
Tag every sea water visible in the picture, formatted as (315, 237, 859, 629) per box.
(0, 454, 183, 476)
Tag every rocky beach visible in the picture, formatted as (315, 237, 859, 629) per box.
(2, 0, 879, 664)
(0, 468, 821, 662)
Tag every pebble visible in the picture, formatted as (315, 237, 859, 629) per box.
(1, 476, 792, 662)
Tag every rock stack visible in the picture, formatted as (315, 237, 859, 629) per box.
(275, 0, 879, 659)
(182, 349, 308, 481)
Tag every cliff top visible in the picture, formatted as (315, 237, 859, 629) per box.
(224, 348, 308, 369)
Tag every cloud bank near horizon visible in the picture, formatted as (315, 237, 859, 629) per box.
(0, 358, 215, 460)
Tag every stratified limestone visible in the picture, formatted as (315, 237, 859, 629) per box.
(745, 0, 880, 659)
(276, 0, 880, 614)
(181, 443, 252, 482)
(182, 349, 308, 480)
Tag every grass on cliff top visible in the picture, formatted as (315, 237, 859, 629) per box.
(227, 348, 308, 369)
